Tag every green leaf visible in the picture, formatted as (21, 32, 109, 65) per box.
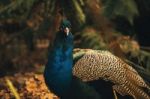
(102, 0, 139, 24)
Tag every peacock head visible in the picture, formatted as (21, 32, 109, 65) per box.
(59, 19, 71, 36)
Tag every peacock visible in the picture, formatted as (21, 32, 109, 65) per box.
(44, 19, 103, 99)
(44, 19, 150, 99)
(73, 49, 150, 99)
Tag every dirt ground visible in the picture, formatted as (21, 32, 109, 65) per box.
(0, 72, 59, 99)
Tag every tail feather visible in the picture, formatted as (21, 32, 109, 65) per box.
(125, 64, 150, 98)
(126, 64, 149, 88)
(129, 84, 150, 99)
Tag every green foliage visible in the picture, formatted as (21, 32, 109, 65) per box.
(137, 50, 150, 71)
(75, 27, 106, 50)
(72, 0, 86, 25)
(125, 50, 150, 82)
(0, 0, 37, 20)
(102, 0, 139, 24)
(0, 0, 11, 5)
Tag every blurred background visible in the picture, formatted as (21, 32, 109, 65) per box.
(0, 0, 150, 98)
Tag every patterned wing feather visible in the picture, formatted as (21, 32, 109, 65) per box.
(73, 50, 150, 99)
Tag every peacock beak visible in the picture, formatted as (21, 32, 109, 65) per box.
(64, 27, 70, 36)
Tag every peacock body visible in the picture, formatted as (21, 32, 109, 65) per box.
(73, 49, 150, 99)
(44, 20, 102, 99)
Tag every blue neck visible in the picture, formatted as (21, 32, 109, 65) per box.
(44, 31, 73, 97)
